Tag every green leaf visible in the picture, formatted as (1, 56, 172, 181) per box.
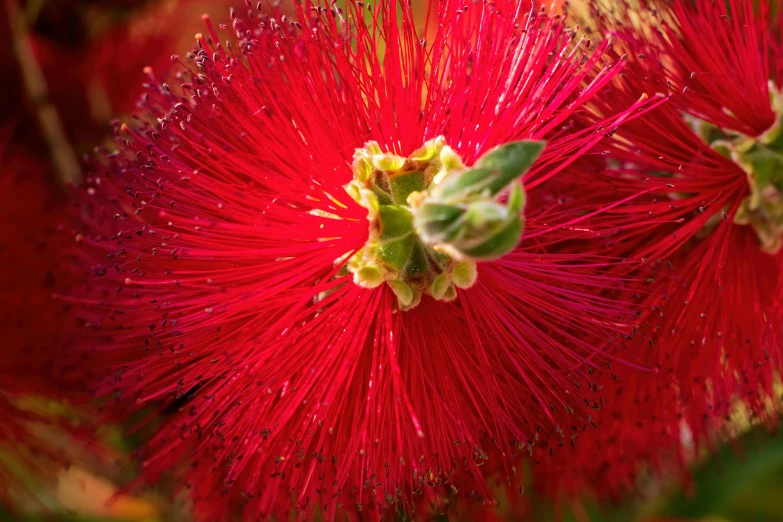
(377, 205, 415, 240)
(475, 140, 545, 195)
(659, 425, 783, 520)
(402, 240, 429, 278)
(459, 215, 523, 260)
(745, 146, 783, 186)
(378, 235, 414, 272)
(507, 180, 526, 213)
(389, 170, 426, 204)
(412, 202, 465, 241)
(431, 167, 499, 200)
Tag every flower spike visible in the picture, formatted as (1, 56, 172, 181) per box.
(61, 0, 658, 519)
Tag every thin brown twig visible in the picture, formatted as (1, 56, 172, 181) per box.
(6, 0, 82, 185)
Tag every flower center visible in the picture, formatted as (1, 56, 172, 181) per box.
(343, 136, 544, 310)
(692, 82, 783, 254)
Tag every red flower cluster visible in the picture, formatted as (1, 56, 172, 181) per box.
(4, 0, 781, 520)
(62, 0, 662, 519)
(534, 0, 783, 498)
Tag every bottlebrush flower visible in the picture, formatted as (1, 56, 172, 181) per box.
(532, 0, 783, 499)
(64, 1, 657, 519)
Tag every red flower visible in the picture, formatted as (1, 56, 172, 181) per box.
(532, 0, 783, 498)
(64, 1, 656, 519)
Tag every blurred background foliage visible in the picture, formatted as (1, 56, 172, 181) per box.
(4, 412, 783, 521)
(2, 0, 783, 520)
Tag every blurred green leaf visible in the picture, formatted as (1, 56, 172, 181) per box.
(658, 425, 783, 521)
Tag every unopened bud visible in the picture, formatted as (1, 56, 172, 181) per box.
(412, 141, 543, 261)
